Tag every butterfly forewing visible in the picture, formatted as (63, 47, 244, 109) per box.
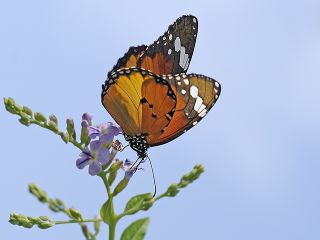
(107, 45, 146, 78)
(147, 73, 221, 146)
(138, 15, 198, 75)
(102, 67, 177, 141)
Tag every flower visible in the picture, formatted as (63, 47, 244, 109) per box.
(88, 122, 121, 143)
(76, 140, 110, 176)
(82, 113, 93, 126)
(121, 159, 142, 180)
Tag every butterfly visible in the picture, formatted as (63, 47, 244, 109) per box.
(102, 15, 221, 160)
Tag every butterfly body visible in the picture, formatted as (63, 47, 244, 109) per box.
(102, 15, 221, 159)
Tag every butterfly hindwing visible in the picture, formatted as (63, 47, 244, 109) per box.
(137, 15, 198, 75)
(147, 73, 221, 146)
(102, 67, 177, 141)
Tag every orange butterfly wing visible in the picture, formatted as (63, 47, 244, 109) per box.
(101, 68, 177, 141)
(107, 45, 146, 78)
(147, 73, 221, 146)
(137, 15, 198, 75)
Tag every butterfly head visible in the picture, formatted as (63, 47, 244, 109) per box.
(124, 133, 149, 159)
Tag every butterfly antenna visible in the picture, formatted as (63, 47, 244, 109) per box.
(130, 157, 141, 170)
(147, 155, 157, 197)
(120, 144, 129, 152)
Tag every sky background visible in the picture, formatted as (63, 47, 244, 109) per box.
(1, 0, 320, 239)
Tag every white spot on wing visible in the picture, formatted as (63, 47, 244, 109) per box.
(168, 49, 172, 55)
(194, 97, 203, 111)
(183, 79, 189, 85)
(190, 86, 198, 98)
(193, 17, 197, 23)
(169, 34, 173, 40)
(215, 82, 220, 87)
(174, 37, 181, 51)
(181, 89, 186, 94)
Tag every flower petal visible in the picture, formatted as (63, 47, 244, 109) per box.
(89, 162, 102, 176)
(88, 126, 100, 139)
(90, 140, 102, 152)
(99, 133, 114, 144)
(97, 148, 110, 165)
(76, 156, 90, 169)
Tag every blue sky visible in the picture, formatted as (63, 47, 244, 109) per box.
(1, 0, 320, 239)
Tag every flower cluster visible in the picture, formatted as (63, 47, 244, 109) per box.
(76, 114, 122, 176)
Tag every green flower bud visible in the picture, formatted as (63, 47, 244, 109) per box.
(81, 224, 91, 238)
(22, 106, 33, 116)
(49, 114, 58, 125)
(34, 112, 47, 123)
(48, 198, 65, 212)
(80, 125, 89, 144)
(66, 118, 76, 140)
(27, 216, 40, 224)
(7, 97, 15, 106)
(19, 118, 31, 126)
(39, 216, 50, 221)
(28, 183, 49, 203)
(113, 177, 129, 196)
(48, 120, 58, 132)
(20, 112, 30, 120)
(38, 221, 55, 229)
(59, 132, 69, 143)
(167, 184, 180, 197)
(69, 208, 83, 221)
(108, 171, 117, 186)
(12, 103, 22, 112)
(94, 216, 101, 234)
(141, 198, 154, 211)
(107, 160, 123, 173)
(5, 104, 17, 114)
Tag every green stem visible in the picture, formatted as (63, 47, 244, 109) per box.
(154, 192, 168, 202)
(99, 172, 117, 240)
(30, 119, 83, 150)
(55, 218, 102, 225)
(109, 216, 116, 240)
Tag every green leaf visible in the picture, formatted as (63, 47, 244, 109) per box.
(120, 218, 150, 240)
(124, 193, 152, 215)
(100, 199, 114, 224)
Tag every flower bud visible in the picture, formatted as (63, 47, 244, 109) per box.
(81, 224, 91, 238)
(49, 114, 58, 125)
(141, 198, 154, 211)
(66, 118, 74, 132)
(69, 208, 83, 221)
(20, 112, 30, 120)
(22, 106, 33, 116)
(108, 171, 117, 186)
(113, 177, 129, 196)
(59, 132, 69, 143)
(94, 216, 100, 234)
(82, 113, 93, 125)
(19, 118, 31, 126)
(34, 112, 47, 123)
(108, 160, 123, 173)
(48, 120, 58, 132)
(38, 221, 55, 229)
(167, 184, 179, 197)
(39, 216, 50, 221)
(80, 125, 89, 145)
(28, 183, 49, 203)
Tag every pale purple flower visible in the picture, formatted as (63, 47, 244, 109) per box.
(82, 113, 93, 126)
(121, 159, 142, 180)
(88, 122, 121, 144)
(76, 140, 110, 176)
